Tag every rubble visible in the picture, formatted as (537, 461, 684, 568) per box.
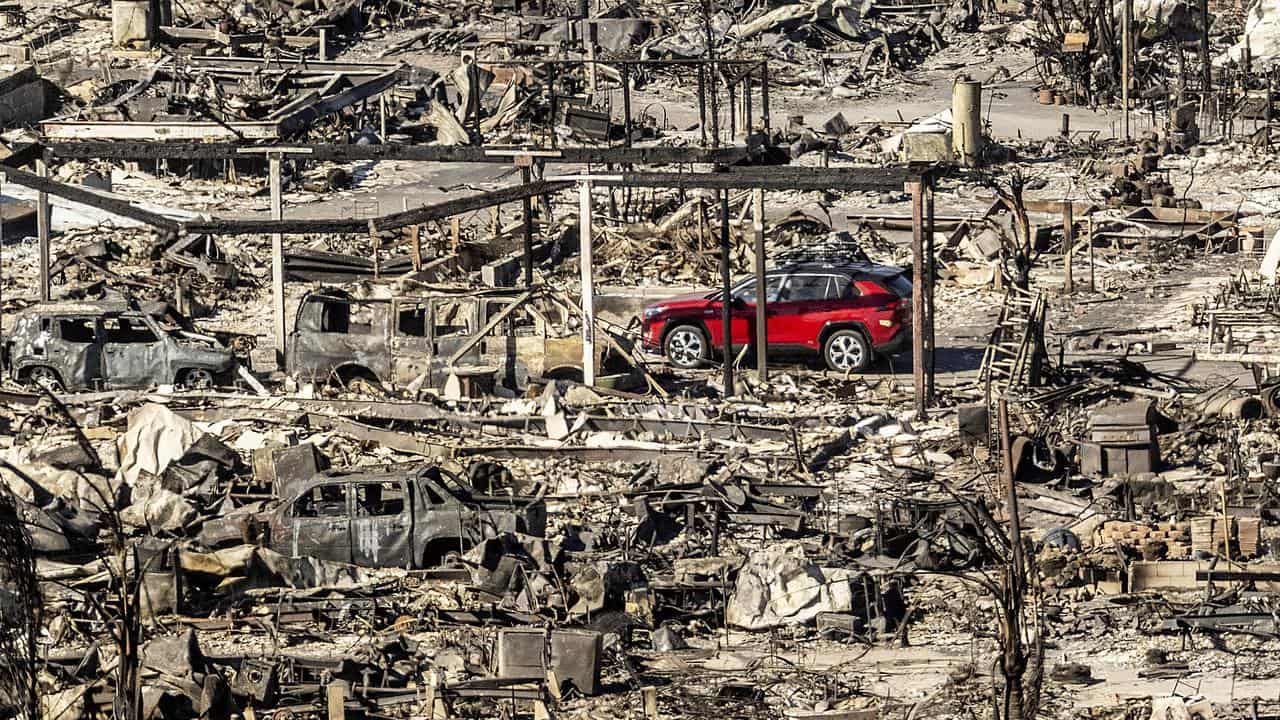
(9, 0, 1280, 718)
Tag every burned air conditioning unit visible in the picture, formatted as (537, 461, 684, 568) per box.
(1080, 400, 1160, 478)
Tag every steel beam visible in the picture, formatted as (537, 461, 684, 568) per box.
(269, 153, 286, 370)
(719, 189, 733, 396)
(753, 188, 767, 381)
(579, 179, 596, 386)
(910, 180, 926, 418)
(36, 154, 50, 302)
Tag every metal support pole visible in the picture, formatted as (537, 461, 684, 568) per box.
(753, 188, 767, 381)
(1063, 200, 1074, 294)
(744, 67, 754, 134)
(579, 180, 596, 386)
(909, 180, 927, 418)
(622, 63, 633, 148)
(924, 178, 935, 406)
(585, 23, 598, 95)
(951, 78, 982, 167)
(521, 164, 534, 288)
(378, 94, 387, 140)
(1087, 217, 1096, 292)
(727, 81, 737, 139)
(549, 63, 559, 148)
(697, 65, 708, 146)
(760, 61, 771, 135)
(36, 153, 50, 303)
(1200, 0, 1211, 93)
(269, 153, 286, 370)
(1267, 72, 1274, 150)
(719, 189, 733, 396)
(709, 60, 721, 148)
(1122, 0, 1132, 140)
(470, 64, 482, 145)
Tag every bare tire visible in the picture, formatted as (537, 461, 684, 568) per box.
(824, 330, 871, 372)
(663, 325, 709, 369)
(26, 366, 63, 392)
(180, 368, 214, 389)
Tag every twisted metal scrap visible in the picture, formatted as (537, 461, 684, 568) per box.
(0, 486, 40, 720)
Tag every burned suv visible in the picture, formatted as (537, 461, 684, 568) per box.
(2, 301, 240, 391)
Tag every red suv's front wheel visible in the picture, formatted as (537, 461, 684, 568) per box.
(824, 330, 871, 372)
(664, 324, 709, 368)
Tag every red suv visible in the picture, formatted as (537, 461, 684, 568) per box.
(640, 262, 912, 372)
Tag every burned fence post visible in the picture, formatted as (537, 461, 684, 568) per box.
(579, 178, 597, 386)
(719, 188, 733, 396)
(753, 188, 767, 382)
(36, 150, 50, 303)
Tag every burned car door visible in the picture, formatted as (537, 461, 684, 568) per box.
(389, 299, 435, 386)
(288, 293, 391, 383)
(53, 317, 105, 389)
(428, 297, 481, 386)
(414, 469, 480, 558)
(349, 479, 413, 567)
(34, 316, 104, 390)
(101, 315, 168, 388)
(274, 483, 352, 563)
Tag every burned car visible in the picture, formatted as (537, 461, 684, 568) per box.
(263, 463, 547, 568)
(1, 300, 244, 391)
(286, 286, 638, 392)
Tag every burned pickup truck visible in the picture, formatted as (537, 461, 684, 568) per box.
(1, 300, 249, 391)
(287, 286, 639, 392)
(264, 463, 546, 568)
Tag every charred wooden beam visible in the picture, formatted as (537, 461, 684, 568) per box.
(0, 141, 43, 169)
(46, 141, 751, 166)
(0, 163, 181, 231)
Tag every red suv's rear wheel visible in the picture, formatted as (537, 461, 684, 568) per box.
(824, 330, 871, 372)
(664, 324, 709, 368)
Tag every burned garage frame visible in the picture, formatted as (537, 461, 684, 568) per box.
(0, 145, 939, 413)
